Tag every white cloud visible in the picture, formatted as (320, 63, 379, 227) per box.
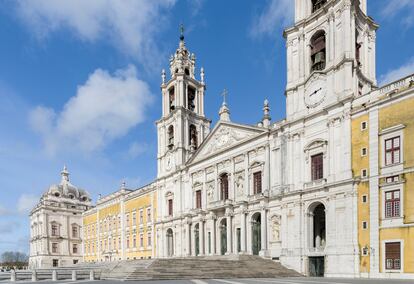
(249, 0, 293, 38)
(382, 0, 414, 28)
(15, 0, 176, 67)
(127, 142, 147, 159)
(17, 194, 38, 215)
(29, 65, 153, 155)
(379, 57, 414, 86)
(0, 205, 11, 216)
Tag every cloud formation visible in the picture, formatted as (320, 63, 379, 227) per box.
(17, 194, 39, 215)
(382, 0, 414, 28)
(29, 65, 153, 155)
(249, 0, 293, 38)
(15, 0, 176, 67)
(379, 57, 414, 86)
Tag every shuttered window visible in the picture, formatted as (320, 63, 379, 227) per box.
(196, 190, 202, 209)
(385, 137, 401, 165)
(385, 190, 400, 218)
(311, 153, 324, 181)
(220, 174, 229, 200)
(385, 242, 401, 270)
(168, 199, 173, 216)
(253, 172, 262, 194)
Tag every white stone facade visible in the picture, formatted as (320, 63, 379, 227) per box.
(29, 167, 92, 269)
(154, 0, 376, 277)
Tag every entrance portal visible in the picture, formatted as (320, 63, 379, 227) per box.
(312, 203, 326, 249)
(166, 228, 174, 257)
(309, 256, 325, 277)
(220, 219, 227, 255)
(251, 213, 261, 255)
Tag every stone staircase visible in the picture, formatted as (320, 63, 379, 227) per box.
(101, 255, 301, 281)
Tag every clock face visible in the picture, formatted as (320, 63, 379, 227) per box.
(305, 80, 326, 108)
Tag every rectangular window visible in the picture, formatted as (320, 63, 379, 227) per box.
(168, 199, 173, 216)
(253, 172, 262, 194)
(361, 147, 367, 156)
(133, 236, 136, 248)
(140, 234, 144, 247)
(362, 195, 368, 203)
(132, 212, 136, 226)
(362, 247, 369, 256)
(361, 169, 368, 178)
(51, 224, 58, 236)
(311, 153, 324, 181)
(385, 190, 400, 218)
(73, 244, 78, 254)
(386, 175, 400, 183)
(126, 214, 130, 227)
(148, 233, 152, 247)
(196, 190, 202, 209)
(385, 242, 401, 270)
(140, 210, 143, 224)
(52, 243, 58, 253)
(361, 121, 368, 130)
(126, 236, 130, 249)
(362, 221, 368, 230)
(385, 136, 401, 166)
(53, 259, 58, 267)
(147, 208, 151, 223)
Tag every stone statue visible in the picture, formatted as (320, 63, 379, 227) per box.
(271, 215, 281, 241)
(235, 175, 244, 196)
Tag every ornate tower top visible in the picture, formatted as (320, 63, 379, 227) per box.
(169, 24, 197, 80)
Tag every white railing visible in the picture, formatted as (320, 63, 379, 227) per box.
(379, 74, 414, 95)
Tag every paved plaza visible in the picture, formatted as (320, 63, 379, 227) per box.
(1, 278, 414, 284)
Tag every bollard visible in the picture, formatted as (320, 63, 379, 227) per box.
(89, 270, 94, 280)
(72, 270, 77, 281)
(32, 270, 37, 282)
(52, 270, 57, 281)
(10, 270, 16, 282)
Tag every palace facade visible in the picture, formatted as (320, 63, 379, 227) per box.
(30, 0, 414, 278)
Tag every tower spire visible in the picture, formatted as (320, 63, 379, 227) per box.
(61, 165, 69, 183)
(219, 89, 230, 121)
(180, 23, 185, 41)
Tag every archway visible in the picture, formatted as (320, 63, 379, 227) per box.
(195, 223, 200, 256)
(308, 202, 326, 277)
(251, 213, 261, 255)
(220, 219, 227, 255)
(166, 228, 174, 257)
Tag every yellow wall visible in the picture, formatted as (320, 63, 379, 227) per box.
(379, 97, 414, 168)
(83, 212, 98, 262)
(377, 96, 414, 273)
(352, 113, 371, 273)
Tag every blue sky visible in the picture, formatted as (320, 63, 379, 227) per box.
(1, 0, 414, 255)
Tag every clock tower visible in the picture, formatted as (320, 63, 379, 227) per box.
(284, 0, 378, 120)
(156, 28, 211, 178)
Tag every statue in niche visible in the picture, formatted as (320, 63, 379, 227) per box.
(235, 175, 244, 196)
(207, 184, 214, 202)
(271, 215, 281, 242)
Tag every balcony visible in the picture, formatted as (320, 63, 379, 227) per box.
(208, 199, 233, 210)
(304, 178, 326, 190)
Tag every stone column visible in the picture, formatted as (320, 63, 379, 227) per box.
(260, 207, 267, 253)
(226, 215, 232, 254)
(186, 222, 191, 256)
(240, 206, 247, 253)
(200, 220, 205, 255)
(212, 217, 217, 255)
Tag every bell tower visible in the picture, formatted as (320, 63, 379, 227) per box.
(156, 26, 211, 178)
(285, 0, 378, 120)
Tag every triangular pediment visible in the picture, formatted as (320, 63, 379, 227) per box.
(187, 121, 267, 164)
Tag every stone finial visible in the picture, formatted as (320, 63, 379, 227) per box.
(200, 67, 205, 84)
(262, 99, 271, 128)
(121, 181, 126, 190)
(219, 89, 230, 121)
(161, 69, 166, 84)
(61, 165, 70, 183)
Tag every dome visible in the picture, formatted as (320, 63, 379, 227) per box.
(45, 166, 91, 202)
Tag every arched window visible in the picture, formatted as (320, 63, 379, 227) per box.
(312, 0, 327, 13)
(311, 31, 326, 71)
(187, 86, 196, 111)
(169, 87, 175, 111)
(355, 30, 361, 65)
(220, 173, 229, 201)
(168, 125, 174, 150)
(189, 124, 198, 150)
